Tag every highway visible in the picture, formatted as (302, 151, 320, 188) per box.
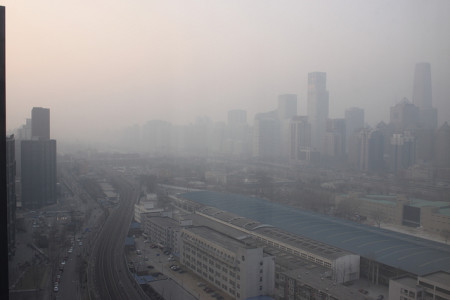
(88, 174, 148, 300)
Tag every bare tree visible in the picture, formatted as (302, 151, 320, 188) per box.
(371, 209, 385, 228)
(335, 198, 360, 220)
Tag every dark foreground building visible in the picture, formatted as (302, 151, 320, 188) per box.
(20, 139, 56, 209)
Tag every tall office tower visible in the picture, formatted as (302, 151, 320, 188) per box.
(414, 128, 435, 163)
(413, 62, 437, 129)
(278, 94, 298, 160)
(324, 118, 346, 158)
(253, 111, 280, 160)
(307, 72, 329, 153)
(390, 98, 419, 133)
(435, 122, 450, 168)
(228, 109, 247, 125)
(357, 129, 384, 173)
(6, 135, 16, 257)
(277, 94, 297, 120)
(21, 139, 57, 209)
(289, 116, 311, 161)
(345, 107, 364, 153)
(389, 132, 416, 174)
(31, 107, 50, 140)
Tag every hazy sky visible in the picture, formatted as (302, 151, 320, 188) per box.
(3, 0, 450, 140)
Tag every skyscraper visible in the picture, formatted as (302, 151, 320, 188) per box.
(389, 98, 419, 133)
(412, 62, 437, 129)
(21, 107, 57, 209)
(31, 107, 50, 140)
(289, 116, 311, 161)
(345, 107, 364, 153)
(21, 139, 57, 209)
(6, 135, 16, 257)
(307, 72, 329, 153)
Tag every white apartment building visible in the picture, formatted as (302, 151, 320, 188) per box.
(180, 226, 275, 299)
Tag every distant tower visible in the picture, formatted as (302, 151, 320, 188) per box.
(389, 98, 419, 133)
(31, 107, 50, 140)
(289, 116, 311, 160)
(324, 118, 346, 158)
(253, 111, 280, 160)
(356, 129, 384, 172)
(412, 63, 437, 129)
(345, 107, 364, 153)
(435, 122, 450, 167)
(389, 132, 416, 174)
(307, 72, 329, 153)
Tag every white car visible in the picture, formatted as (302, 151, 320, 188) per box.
(53, 286, 59, 292)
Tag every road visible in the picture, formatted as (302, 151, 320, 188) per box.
(88, 174, 148, 300)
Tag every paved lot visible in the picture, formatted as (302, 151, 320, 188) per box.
(132, 237, 233, 300)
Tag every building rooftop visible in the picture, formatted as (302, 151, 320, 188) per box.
(391, 275, 417, 287)
(180, 191, 450, 275)
(194, 205, 350, 260)
(360, 195, 398, 206)
(420, 271, 450, 287)
(408, 198, 450, 208)
(184, 226, 252, 252)
(147, 216, 180, 227)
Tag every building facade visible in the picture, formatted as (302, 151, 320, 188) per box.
(31, 107, 50, 140)
(180, 226, 275, 299)
(20, 139, 57, 209)
(6, 135, 16, 256)
(307, 72, 329, 153)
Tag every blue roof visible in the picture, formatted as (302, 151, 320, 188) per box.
(181, 191, 450, 276)
(125, 236, 135, 246)
(134, 274, 156, 284)
(130, 222, 141, 229)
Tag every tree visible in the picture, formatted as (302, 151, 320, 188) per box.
(335, 198, 361, 220)
(371, 209, 385, 228)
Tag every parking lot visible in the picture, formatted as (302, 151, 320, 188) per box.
(130, 236, 233, 300)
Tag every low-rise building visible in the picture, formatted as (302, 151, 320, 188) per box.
(144, 216, 181, 254)
(180, 226, 275, 299)
(389, 271, 450, 300)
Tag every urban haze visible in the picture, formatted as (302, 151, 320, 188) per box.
(3, 1, 450, 300)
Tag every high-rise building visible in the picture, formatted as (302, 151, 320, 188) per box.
(289, 116, 311, 161)
(389, 132, 416, 174)
(390, 98, 419, 133)
(253, 111, 280, 160)
(345, 107, 364, 153)
(412, 62, 437, 129)
(21, 139, 57, 209)
(353, 129, 384, 172)
(31, 107, 50, 140)
(435, 122, 450, 168)
(307, 72, 329, 153)
(324, 118, 346, 158)
(6, 135, 16, 257)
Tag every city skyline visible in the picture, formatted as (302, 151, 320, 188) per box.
(2, 0, 450, 141)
